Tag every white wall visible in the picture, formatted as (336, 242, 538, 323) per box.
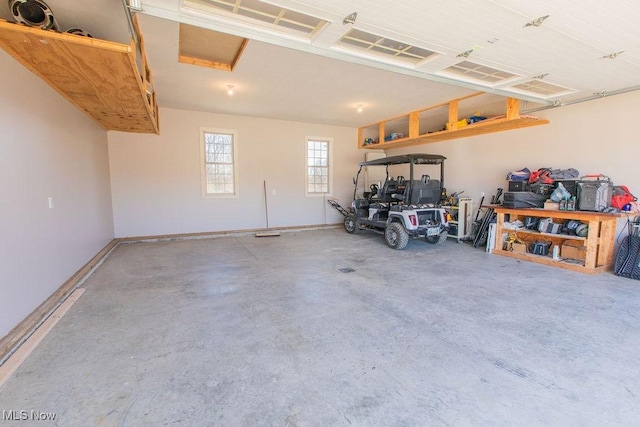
(387, 90, 640, 217)
(109, 92, 640, 239)
(0, 50, 114, 339)
(108, 107, 361, 237)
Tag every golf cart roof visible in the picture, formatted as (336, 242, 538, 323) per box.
(358, 153, 446, 167)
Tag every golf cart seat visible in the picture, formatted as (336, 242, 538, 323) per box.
(377, 178, 398, 202)
(409, 174, 441, 204)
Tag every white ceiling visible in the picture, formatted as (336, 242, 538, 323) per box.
(2, 0, 640, 128)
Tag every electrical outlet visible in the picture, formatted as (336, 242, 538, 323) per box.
(481, 192, 485, 197)
(272, 190, 276, 196)
(48, 197, 54, 209)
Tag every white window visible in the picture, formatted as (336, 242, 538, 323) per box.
(201, 128, 238, 197)
(306, 137, 332, 196)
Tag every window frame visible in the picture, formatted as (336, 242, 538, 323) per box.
(305, 136, 333, 197)
(200, 127, 239, 199)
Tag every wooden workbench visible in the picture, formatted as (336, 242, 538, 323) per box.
(492, 207, 620, 274)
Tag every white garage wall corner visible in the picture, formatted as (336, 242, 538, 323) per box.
(387, 90, 640, 218)
(0, 50, 114, 338)
(108, 107, 361, 237)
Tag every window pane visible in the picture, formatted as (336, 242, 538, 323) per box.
(306, 139, 330, 194)
(204, 131, 236, 195)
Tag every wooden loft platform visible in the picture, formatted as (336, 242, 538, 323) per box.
(0, 19, 159, 134)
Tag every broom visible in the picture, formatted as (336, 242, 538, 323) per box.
(256, 180, 280, 237)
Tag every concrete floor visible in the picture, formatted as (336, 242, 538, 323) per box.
(1, 228, 639, 426)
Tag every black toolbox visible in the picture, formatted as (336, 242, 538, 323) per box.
(502, 192, 548, 208)
(508, 180, 528, 192)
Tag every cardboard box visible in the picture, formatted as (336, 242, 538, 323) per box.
(561, 241, 586, 261)
(511, 242, 527, 253)
(544, 200, 560, 210)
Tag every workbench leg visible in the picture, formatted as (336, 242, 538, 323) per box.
(584, 220, 601, 270)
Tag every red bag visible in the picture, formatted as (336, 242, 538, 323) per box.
(529, 168, 554, 185)
(611, 186, 636, 209)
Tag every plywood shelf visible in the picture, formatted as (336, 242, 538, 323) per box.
(511, 228, 586, 241)
(0, 19, 159, 134)
(359, 93, 549, 149)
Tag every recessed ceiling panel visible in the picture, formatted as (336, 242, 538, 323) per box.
(178, 23, 248, 71)
(335, 29, 438, 65)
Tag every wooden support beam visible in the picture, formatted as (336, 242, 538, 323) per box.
(447, 100, 459, 129)
(506, 97, 520, 120)
(408, 111, 419, 139)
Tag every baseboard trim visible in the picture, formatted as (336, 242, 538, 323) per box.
(118, 223, 341, 243)
(0, 239, 119, 365)
(0, 289, 85, 389)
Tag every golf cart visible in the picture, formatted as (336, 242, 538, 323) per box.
(329, 154, 449, 250)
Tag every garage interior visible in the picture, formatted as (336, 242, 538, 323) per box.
(1, 0, 639, 425)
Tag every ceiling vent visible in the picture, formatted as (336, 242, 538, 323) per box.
(335, 29, 438, 65)
(510, 79, 575, 97)
(184, 0, 327, 38)
(442, 61, 519, 84)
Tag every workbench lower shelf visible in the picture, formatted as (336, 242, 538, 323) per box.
(492, 207, 619, 274)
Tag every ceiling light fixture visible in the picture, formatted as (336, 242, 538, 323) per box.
(227, 85, 234, 96)
(343, 12, 357, 25)
(524, 15, 550, 28)
(357, 104, 363, 113)
(600, 51, 624, 59)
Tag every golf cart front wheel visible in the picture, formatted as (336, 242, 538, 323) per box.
(385, 222, 409, 250)
(344, 214, 359, 234)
